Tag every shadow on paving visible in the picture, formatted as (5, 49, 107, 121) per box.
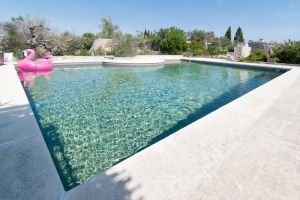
(0, 104, 36, 144)
(65, 170, 143, 200)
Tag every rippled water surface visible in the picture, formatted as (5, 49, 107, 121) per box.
(22, 62, 282, 189)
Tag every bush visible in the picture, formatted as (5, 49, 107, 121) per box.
(148, 27, 187, 54)
(90, 48, 105, 56)
(240, 50, 267, 62)
(160, 27, 187, 54)
(81, 33, 96, 50)
(0, 16, 37, 58)
(73, 49, 91, 56)
(110, 34, 138, 57)
(207, 45, 228, 55)
(272, 42, 300, 64)
(187, 41, 204, 56)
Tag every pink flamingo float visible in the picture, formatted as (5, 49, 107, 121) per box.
(18, 49, 53, 72)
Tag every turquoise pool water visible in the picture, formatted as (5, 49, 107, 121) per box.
(22, 62, 282, 190)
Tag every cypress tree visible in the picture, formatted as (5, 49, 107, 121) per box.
(225, 26, 232, 42)
(144, 29, 147, 38)
(234, 27, 244, 44)
(234, 27, 245, 44)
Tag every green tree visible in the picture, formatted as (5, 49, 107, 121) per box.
(187, 41, 204, 56)
(224, 26, 232, 48)
(0, 16, 27, 58)
(158, 27, 187, 54)
(98, 16, 120, 39)
(81, 32, 96, 50)
(225, 26, 231, 41)
(187, 29, 215, 44)
(0, 15, 54, 58)
(110, 34, 137, 57)
(240, 50, 267, 62)
(207, 45, 228, 55)
(144, 29, 150, 38)
(234, 27, 244, 44)
(272, 42, 300, 64)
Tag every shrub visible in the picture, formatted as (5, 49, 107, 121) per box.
(187, 41, 204, 56)
(0, 16, 36, 58)
(73, 49, 90, 56)
(187, 29, 215, 44)
(148, 27, 187, 54)
(90, 48, 105, 56)
(272, 42, 300, 64)
(110, 34, 138, 57)
(240, 50, 267, 62)
(160, 27, 187, 54)
(207, 45, 228, 55)
(81, 33, 96, 50)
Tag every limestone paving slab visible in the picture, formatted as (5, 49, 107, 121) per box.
(0, 64, 64, 200)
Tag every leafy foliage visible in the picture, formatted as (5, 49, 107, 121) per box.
(110, 34, 138, 57)
(148, 27, 187, 54)
(187, 29, 215, 44)
(207, 45, 228, 55)
(272, 42, 300, 64)
(161, 27, 187, 54)
(98, 17, 121, 39)
(240, 50, 267, 62)
(234, 26, 244, 44)
(187, 41, 204, 56)
(81, 32, 96, 50)
(0, 16, 54, 58)
(224, 26, 232, 48)
(0, 16, 27, 58)
(225, 26, 231, 42)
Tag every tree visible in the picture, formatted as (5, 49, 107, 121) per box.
(225, 26, 231, 43)
(240, 50, 267, 62)
(234, 27, 244, 44)
(159, 27, 187, 54)
(110, 34, 138, 57)
(0, 16, 27, 58)
(225, 26, 231, 41)
(143, 29, 151, 38)
(0, 15, 53, 58)
(187, 41, 204, 56)
(98, 16, 120, 39)
(81, 32, 96, 50)
(272, 42, 300, 64)
(187, 29, 215, 45)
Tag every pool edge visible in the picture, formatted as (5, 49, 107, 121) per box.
(1, 59, 300, 199)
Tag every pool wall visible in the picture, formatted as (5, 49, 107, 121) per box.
(1, 58, 300, 199)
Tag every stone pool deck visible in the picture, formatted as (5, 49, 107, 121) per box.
(1, 58, 300, 199)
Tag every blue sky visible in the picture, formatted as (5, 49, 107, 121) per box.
(1, 0, 299, 41)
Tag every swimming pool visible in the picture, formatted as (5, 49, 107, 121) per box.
(21, 62, 283, 190)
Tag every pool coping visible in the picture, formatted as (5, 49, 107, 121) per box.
(1, 58, 300, 199)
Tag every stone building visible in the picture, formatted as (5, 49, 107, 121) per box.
(234, 42, 251, 59)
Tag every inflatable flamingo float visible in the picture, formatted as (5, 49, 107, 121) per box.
(18, 49, 53, 72)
